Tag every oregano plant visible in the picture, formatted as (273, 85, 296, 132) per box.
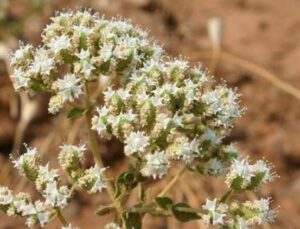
(2, 10, 277, 229)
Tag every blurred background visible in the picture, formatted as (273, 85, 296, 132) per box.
(0, 0, 300, 228)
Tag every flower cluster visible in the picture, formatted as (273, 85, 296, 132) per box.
(0, 144, 107, 228)
(202, 198, 277, 228)
(58, 144, 107, 193)
(0, 186, 54, 227)
(226, 158, 276, 192)
(91, 57, 243, 179)
(7, 9, 277, 229)
(10, 10, 163, 114)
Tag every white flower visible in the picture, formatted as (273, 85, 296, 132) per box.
(10, 43, 32, 65)
(175, 137, 201, 164)
(36, 164, 59, 188)
(124, 131, 149, 155)
(103, 87, 115, 101)
(255, 198, 271, 212)
(136, 91, 149, 103)
(55, 74, 83, 102)
(167, 59, 189, 71)
(212, 211, 225, 225)
(99, 43, 114, 62)
(0, 187, 14, 205)
(107, 111, 137, 130)
(34, 200, 50, 227)
(253, 160, 276, 183)
(43, 181, 70, 208)
(150, 96, 163, 107)
(203, 128, 222, 144)
(89, 166, 107, 193)
(91, 116, 108, 136)
(207, 158, 225, 176)
(116, 89, 131, 100)
(202, 198, 217, 212)
(11, 145, 39, 177)
(104, 222, 121, 229)
(48, 34, 71, 54)
(202, 86, 242, 127)
(10, 68, 30, 90)
(75, 49, 90, 60)
(73, 25, 92, 35)
(231, 159, 253, 182)
(79, 166, 107, 193)
(81, 61, 95, 78)
(30, 48, 54, 75)
(172, 113, 183, 127)
(20, 203, 36, 216)
(163, 83, 180, 95)
(141, 151, 170, 179)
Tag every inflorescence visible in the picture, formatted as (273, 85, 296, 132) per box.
(3, 9, 277, 229)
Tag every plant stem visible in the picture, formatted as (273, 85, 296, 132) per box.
(84, 83, 124, 219)
(158, 167, 187, 197)
(220, 189, 233, 203)
(56, 208, 68, 227)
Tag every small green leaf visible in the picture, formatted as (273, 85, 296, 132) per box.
(79, 33, 88, 49)
(95, 205, 115, 216)
(114, 170, 138, 200)
(172, 203, 201, 222)
(191, 103, 207, 115)
(67, 107, 87, 119)
(247, 172, 265, 190)
(146, 101, 156, 129)
(230, 176, 244, 192)
(123, 212, 142, 229)
(155, 197, 173, 210)
(61, 50, 74, 63)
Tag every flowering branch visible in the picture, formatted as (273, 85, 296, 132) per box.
(3, 9, 278, 229)
(84, 82, 125, 221)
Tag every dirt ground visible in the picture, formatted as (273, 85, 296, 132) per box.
(0, 0, 300, 228)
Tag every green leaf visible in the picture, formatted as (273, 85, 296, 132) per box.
(247, 172, 265, 190)
(172, 203, 201, 222)
(155, 197, 173, 210)
(95, 205, 115, 216)
(61, 50, 74, 63)
(191, 103, 207, 115)
(230, 176, 244, 192)
(67, 107, 87, 119)
(146, 101, 156, 129)
(123, 212, 142, 229)
(23, 164, 38, 182)
(79, 33, 88, 49)
(114, 170, 138, 200)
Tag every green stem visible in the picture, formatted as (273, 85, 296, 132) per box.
(84, 83, 124, 220)
(56, 208, 68, 227)
(220, 189, 233, 203)
(158, 167, 187, 197)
